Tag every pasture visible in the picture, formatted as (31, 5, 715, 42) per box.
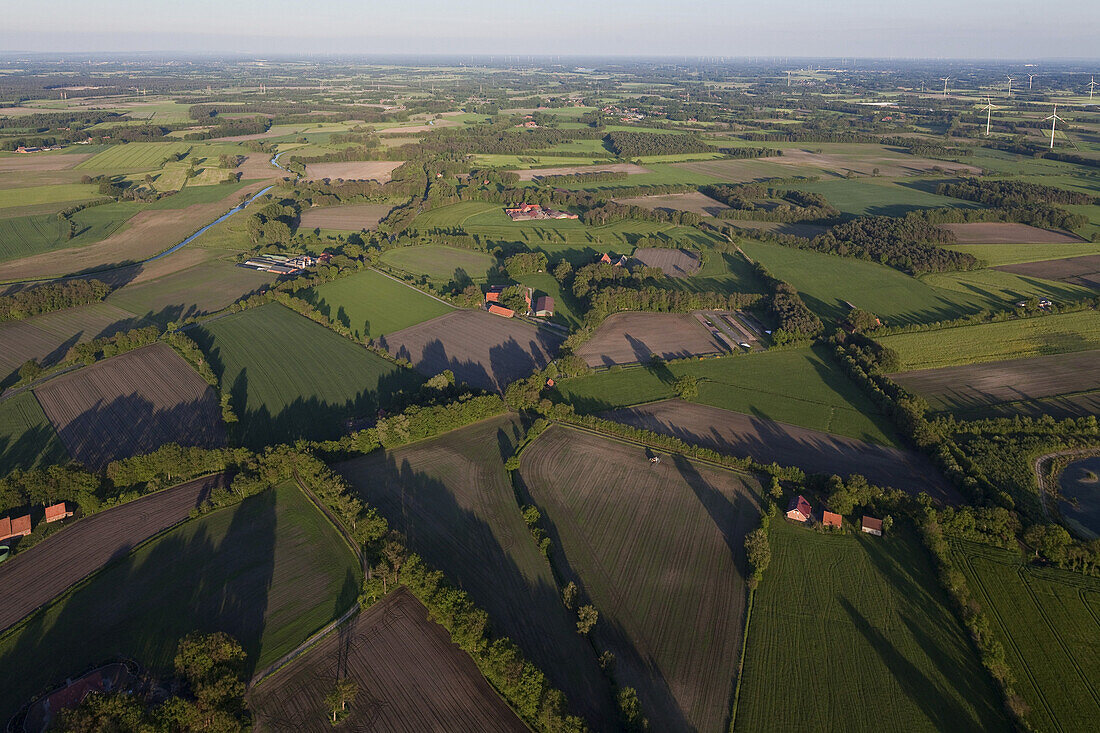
(302, 160, 403, 181)
(890, 350, 1100, 419)
(193, 303, 423, 449)
(0, 480, 362, 720)
(33, 343, 225, 469)
(575, 311, 727, 367)
(74, 142, 194, 172)
(948, 242, 1100, 268)
(519, 426, 762, 732)
(878, 311, 1100, 370)
(557, 345, 897, 446)
(249, 588, 528, 733)
(514, 272, 582, 327)
(377, 310, 564, 392)
(0, 392, 68, 476)
(335, 416, 617, 728)
(941, 222, 1083, 244)
(301, 268, 453, 340)
(785, 178, 982, 217)
(0, 202, 141, 264)
(950, 540, 1100, 732)
(379, 244, 497, 282)
(734, 521, 1007, 732)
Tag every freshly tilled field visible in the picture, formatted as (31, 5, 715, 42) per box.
(630, 247, 703, 277)
(575, 311, 726, 367)
(249, 587, 528, 733)
(33, 343, 225, 469)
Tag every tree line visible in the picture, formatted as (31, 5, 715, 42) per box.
(0, 279, 111, 321)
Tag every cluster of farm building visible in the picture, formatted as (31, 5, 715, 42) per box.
(0, 503, 73, 546)
(786, 494, 883, 536)
(485, 285, 555, 319)
(238, 252, 331, 275)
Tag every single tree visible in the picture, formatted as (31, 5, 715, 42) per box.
(325, 678, 358, 725)
(562, 581, 578, 610)
(577, 604, 599, 634)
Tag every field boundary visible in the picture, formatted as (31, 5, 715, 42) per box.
(369, 266, 457, 308)
(0, 473, 227, 641)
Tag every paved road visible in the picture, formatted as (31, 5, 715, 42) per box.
(0, 473, 224, 633)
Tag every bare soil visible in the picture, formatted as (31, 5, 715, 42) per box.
(303, 161, 403, 182)
(0, 154, 93, 172)
(298, 203, 394, 231)
(607, 399, 958, 501)
(0, 474, 224, 633)
(630, 248, 702, 277)
(941, 222, 1084, 244)
(249, 587, 528, 733)
(34, 343, 225, 469)
(378, 310, 564, 391)
(995, 254, 1100, 289)
(613, 191, 729, 216)
(890, 349, 1100, 418)
(516, 163, 650, 181)
(575, 312, 726, 367)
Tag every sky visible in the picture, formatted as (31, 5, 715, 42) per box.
(3, 0, 1097, 59)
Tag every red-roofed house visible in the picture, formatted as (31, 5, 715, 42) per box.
(598, 253, 613, 264)
(488, 304, 515, 318)
(822, 510, 842, 529)
(0, 514, 32, 541)
(485, 291, 501, 303)
(862, 516, 883, 536)
(786, 495, 812, 523)
(45, 502, 73, 523)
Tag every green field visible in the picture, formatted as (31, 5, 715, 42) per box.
(734, 520, 1008, 732)
(920, 268, 1095, 308)
(0, 480, 361, 718)
(948, 242, 1100, 267)
(302, 268, 453, 339)
(75, 142, 194, 172)
(739, 239, 1022, 326)
(951, 540, 1100, 732)
(519, 425, 762, 731)
(879, 311, 1100, 370)
(335, 416, 618, 728)
(0, 183, 99, 211)
(515, 272, 582, 327)
(555, 345, 897, 445)
(193, 303, 424, 448)
(379, 244, 497, 282)
(0, 392, 69, 475)
(787, 178, 982, 217)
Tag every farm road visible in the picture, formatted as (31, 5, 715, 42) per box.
(0, 473, 224, 634)
(607, 400, 959, 502)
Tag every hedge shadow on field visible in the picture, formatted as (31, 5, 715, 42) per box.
(605, 401, 960, 503)
(0, 422, 69, 477)
(40, 391, 226, 471)
(334, 428, 619, 729)
(0, 489, 277, 721)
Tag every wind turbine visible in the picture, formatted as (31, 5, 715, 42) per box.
(940, 76, 950, 97)
(1006, 75, 1015, 95)
(786, 70, 792, 87)
(1044, 104, 1065, 149)
(981, 97, 996, 136)
(1089, 76, 1097, 101)
(1027, 73, 1036, 90)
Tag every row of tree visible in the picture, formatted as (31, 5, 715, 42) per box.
(0, 279, 111, 321)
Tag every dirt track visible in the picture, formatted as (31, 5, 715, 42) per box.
(606, 399, 958, 502)
(248, 588, 528, 732)
(378, 310, 563, 391)
(576, 312, 725, 367)
(34, 343, 225, 469)
(0, 473, 224, 633)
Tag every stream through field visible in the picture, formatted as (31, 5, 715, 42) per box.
(144, 184, 275, 263)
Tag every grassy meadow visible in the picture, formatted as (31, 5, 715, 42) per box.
(379, 245, 497, 282)
(555, 345, 897, 445)
(301, 268, 453, 339)
(193, 303, 424, 448)
(734, 520, 1008, 732)
(0, 392, 69, 475)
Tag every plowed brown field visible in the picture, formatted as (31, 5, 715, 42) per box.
(575, 311, 725, 367)
(249, 587, 527, 733)
(34, 343, 224, 468)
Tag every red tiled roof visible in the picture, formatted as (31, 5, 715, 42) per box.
(862, 516, 883, 532)
(787, 494, 812, 518)
(485, 291, 500, 302)
(9, 514, 31, 536)
(488, 304, 514, 317)
(45, 502, 71, 523)
(822, 510, 842, 528)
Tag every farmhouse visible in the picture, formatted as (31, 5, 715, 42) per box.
(534, 295, 555, 317)
(822, 510, 842, 529)
(0, 514, 32, 541)
(862, 516, 883, 536)
(488, 304, 515, 318)
(504, 203, 579, 221)
(485, 285, 503, 303)
(596, 253, 630, 267)
(786, 495, 812, 523)
(44, 502, 73, 523)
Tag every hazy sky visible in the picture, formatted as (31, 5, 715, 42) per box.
(4, 0, 1097, 58)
